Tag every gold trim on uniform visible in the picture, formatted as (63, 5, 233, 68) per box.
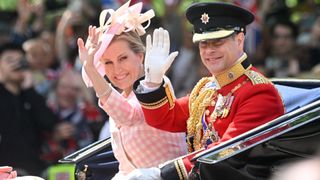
(217, 147, 236, 159)
(214, 53, 251, 88)
(188, 77, 213, 109)
(187, 77, 217, 152)
(245, 70, 271, 85)
(187, 54, 253, 152)
(174, 160, 183, 180)
(139, 97, 168, 110)
(164, 84, 175, 109)
(174, 159, 188, 180)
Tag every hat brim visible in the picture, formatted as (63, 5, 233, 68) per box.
(193, 30, 235, 43)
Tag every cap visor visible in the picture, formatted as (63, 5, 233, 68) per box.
(193, 30, 235, 43)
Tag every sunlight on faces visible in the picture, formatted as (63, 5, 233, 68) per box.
(23, 39, 53, 70)
(56, 70, 83, 109)
(198, 33, 244, 75)
(100, 39, 143, 92)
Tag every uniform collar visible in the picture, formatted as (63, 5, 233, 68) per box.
(213, 53, 251, 89)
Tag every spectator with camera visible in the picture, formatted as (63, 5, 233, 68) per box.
(0, 42, 57, 176)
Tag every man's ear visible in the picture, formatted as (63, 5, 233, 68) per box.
(237, 32, 245, 49)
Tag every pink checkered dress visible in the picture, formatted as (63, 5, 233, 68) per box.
(99, 89, 187, 176)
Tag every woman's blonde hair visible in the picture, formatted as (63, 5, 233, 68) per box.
(112, 31, 145, 55)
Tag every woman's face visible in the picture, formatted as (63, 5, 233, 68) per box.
(100, 39, 143, 91)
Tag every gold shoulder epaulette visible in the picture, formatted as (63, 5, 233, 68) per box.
(244, 70, 271, 85)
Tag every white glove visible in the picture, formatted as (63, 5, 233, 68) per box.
(144, 27, 179, 84)
(125, 167, 162, 180)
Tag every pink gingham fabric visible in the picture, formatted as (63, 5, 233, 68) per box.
(99, 89, 187, 175)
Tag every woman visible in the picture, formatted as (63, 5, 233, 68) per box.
(77, 3, 187, 179)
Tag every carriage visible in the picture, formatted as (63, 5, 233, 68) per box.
(59, 78, 320, 180)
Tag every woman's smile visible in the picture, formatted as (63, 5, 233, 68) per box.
(114, 73, 129, 81)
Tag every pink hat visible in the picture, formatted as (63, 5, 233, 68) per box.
(82, 0, 155, 87)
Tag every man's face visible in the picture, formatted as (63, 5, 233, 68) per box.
(56, 71, 82, 109)
(198, 33, 244, 75)
(272, 24, 295, 56)
(0, 50, 25, 83)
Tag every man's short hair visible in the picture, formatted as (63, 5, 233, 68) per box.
(270, 20, 299, 39)
(0, 42, 25, 56)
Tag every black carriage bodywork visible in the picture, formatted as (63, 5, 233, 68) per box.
(59, 79, 320, 180)
(59, 138, 118, 180)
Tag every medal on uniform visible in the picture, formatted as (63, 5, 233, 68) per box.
(213, 93, 234, 119)
(215, 94, 224, 117)
(221, 94, 234, 118)
(201, 114, 220, 148)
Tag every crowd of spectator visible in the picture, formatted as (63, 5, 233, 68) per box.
(0, 0, 319, 177)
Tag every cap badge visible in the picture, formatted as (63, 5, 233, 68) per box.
(201, 13, 210, 24)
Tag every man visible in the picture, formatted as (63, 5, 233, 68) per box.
(128, 2, 284, 179)
(0, 43, 57, 176)
(264, 20, 301, 77)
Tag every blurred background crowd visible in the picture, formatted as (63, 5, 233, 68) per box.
(0, 0, 320, 177)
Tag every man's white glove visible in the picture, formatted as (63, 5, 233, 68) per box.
(144, 27, 179, 84)
(125, 167, 162, 180)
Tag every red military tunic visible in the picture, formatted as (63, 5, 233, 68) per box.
(133, 56, 285, 180)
